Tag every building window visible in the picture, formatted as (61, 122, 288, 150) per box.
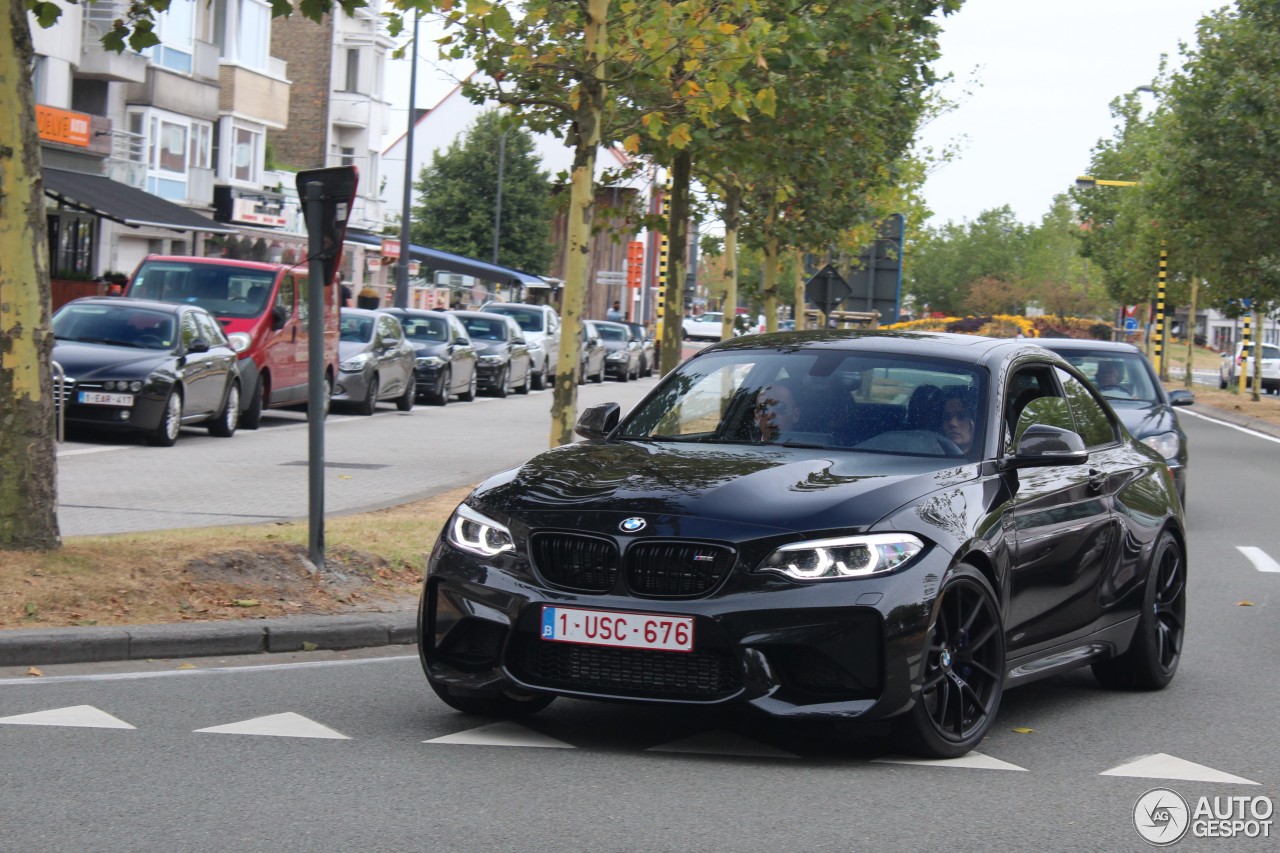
(340, 147, 356, 168)
(47, 212, 97, 279)
(147, 0, 196, 74)
(130, 108, 212, 201)
(345, 48, 360, 93)
(237, 0, 270, 71)
(233, 124, 261, 183)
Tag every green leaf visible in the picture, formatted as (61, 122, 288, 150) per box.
(29, 1, 63, 29)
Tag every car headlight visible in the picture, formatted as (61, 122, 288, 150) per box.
(758, 534, 925, 581)
(102, 380, 144, 392)
(447, 503, 515, 557)
(227, 332, 252, 354)
(339, 353, 371, 372)
(416, 356, 443, 368)
(606, 351, 626, 361)
(478, 355, 504, 365)
(1140, 431, 1181, 460)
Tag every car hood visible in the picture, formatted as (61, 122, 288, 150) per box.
(601, 339, 627, 353)
(338, 340, 373, 359)
(53, 341, 170, 378)
(1105, 399, 1179, 440)
(471, 440, 972, 535)
(473, 341, 509, 356)
(411, 342, 449, 358)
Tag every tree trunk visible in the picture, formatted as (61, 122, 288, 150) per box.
(719, 186, 741, 342)
(1184, 275, 1198, 390)
(0, 2, 60, 550)
(549, 0, 609, 447)
(793, 250, 805, 330)
(761, 204, 779, 333)
(659, 150, 691, 374)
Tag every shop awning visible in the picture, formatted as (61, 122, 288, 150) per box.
(344, 231, 546, 286)
(42, 167, 239, 235)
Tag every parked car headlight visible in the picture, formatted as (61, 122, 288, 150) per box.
(103, 380, 144, 392)
(1140, 431, 1181, 460)
(478, 355, 505, 365)
(606, 351, 626, 361)
(416, 356, 444, 368)
(339, 353, 371, 372)
(227, 332, 253, 354)
(758, 534, 925, 580)
(448, 503, 515, 557)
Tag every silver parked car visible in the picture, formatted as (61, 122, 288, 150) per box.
(478, 301, 561, 390)
(334, 309, 417, 415)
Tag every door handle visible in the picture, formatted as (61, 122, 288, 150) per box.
(1088, 467, 1107, 491)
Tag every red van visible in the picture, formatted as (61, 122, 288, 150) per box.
(123, 256, 339, 428)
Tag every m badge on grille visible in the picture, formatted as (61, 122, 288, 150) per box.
(619, 517, 647, 533)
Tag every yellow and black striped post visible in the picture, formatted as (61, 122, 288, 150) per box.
(655, 182, 670, 343)
(1238, 311, 1252, 393)
(1153, 243, 1167, 376)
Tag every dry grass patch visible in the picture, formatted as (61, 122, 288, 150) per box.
(0, 486, 471, 630)
(1170, 382, 1280, 428)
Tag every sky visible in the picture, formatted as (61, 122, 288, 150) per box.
(917, 0, 1229, 227)
(381, 2, 1231, 227)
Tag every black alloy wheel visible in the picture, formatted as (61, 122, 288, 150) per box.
(357, 375, 379, 416)
(617, 360, 629, 382)
(433, 369, 450, 406)
(531, 361, 546, 390)
(147, 389, 183, 447)
(516, 362, 531, 394)
(897, 566, 1005, 758)
(395, 374, 415, 411)
(208, 382, 240, 437)
(593, 361, 605, 383)
(428, 679, 555, 719)
(1092, 531, 1185, 690)
(493, 365, 509, 398)
(459, 370, 477, 402)
(241, 375, 265, 430)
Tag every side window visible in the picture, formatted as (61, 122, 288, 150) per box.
(1004, 364, 1061, 450)
(180, 311, 200, 348)
(1056, 367, 1118, 448)
(194, 311, 225, 346)
(509, 318, 523, 341)
(450, 317, 470, 345)
(1013, 396, 1075, 447)
(377, 316, 401, 344)
(277, 276, 295, 321)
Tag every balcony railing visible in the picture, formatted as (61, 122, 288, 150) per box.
(80, 1, 148, 83)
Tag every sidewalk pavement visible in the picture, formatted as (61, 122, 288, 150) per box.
(5, 400, 1278, 669)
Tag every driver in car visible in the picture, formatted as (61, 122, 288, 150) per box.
(753, 383, 803, 443)
(1095, 360, 1131, 395)
(940, 386, 976, 454)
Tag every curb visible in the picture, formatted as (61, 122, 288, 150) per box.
(0, 611, 417, 668)
(1186, 402, 1280, 439)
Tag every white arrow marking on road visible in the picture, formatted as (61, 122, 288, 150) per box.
(1238, 546, 1280, 573)
(194, 712, 350, 739)
(1101, 753, 1257, 785)
(0, 704, 135, 729)
(647, 730, 798, 759)
(425, 721, 575, 748)
(872, 752, 1028, 771)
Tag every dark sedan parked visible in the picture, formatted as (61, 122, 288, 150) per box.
(451, 310, 532, 397)
(52, 297, 241, 446)
(593, 319, 642, 382)
(1038, 338, 1192, 505)
(418, 331, 1187, 758)
(578, 320, 606, 384)
(623, 321, 656, 377)
(334, 309, 417, 415)
(381, 308, 478, 405)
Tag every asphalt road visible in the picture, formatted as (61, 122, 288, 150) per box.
(7, 392, 1278, 851)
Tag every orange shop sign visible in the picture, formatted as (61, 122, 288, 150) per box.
(37, 105, 91, 148)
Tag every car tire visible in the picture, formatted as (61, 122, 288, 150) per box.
(304, 374, 332, 421)
(894, 565, 1004, 759)
(147, 389, 183, 447)
(493, 366, 509, 398)
(428, 679, 554, 719)
(433, 369, 450, 406)
(593, 364, 605, 383)
(241, 376, 265, 430)
(459, 370, 477, 402)
(617, 363, 629, 382)
(516, 364, 531, 395)
(208, 382, 240, 437)
(395, 375, 415, 412)
(357, 375, 379, 416)
(1092, 531, 1185, 691)
(532, 361, 547, 391)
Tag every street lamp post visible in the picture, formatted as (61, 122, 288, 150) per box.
(492, 130, 507, 264)
(395, 11, 421, 310)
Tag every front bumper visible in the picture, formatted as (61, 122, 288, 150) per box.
(419, 535, 947, 722)
(475, 362, 506, 388)
(332, 369, 371, 402)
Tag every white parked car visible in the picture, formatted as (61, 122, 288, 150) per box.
(1219, 341, 1280, 393)
(682, 312, 743, 341)
(479, 302, 561, 390)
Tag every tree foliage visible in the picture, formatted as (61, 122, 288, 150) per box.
(411, 110, 554, 273)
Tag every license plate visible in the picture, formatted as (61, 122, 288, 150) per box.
(78, 391, 134, 406)
(541, 606, 694, 653)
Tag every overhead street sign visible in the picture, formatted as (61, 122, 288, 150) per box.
(804, 264, 851, 316)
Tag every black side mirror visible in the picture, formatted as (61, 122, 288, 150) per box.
(574, 403, 620, 440)
(1168, 389, 1195, 407)
(271, 305, 288, 331)
(1006, 424, 1089, 469)
(188, 338, 211, 354)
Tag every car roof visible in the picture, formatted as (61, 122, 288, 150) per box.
(380, 307, 451, 319)
(452, 310, 517, 321)
(702, 329, 1026, 366)
(483, 302, 551, 312)
(62, 296, 194, 317)
(592, 319, 627, 329)
(1035, 338, 1143, 355)
(140, 255, 288, 272)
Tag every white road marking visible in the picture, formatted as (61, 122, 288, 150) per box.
(1100, 753, 1258, 785)
(872, 752, 1028, 772)
(1178, 408, 1280, 444)
(0, 654, 417, 687)
(425, 721, 574, 748)
(1238, 546, 1280, 573)
(56, 445, 132, 457)
(0, 704, 135, 729)
(648, 730, 798, 759)
(195, 712, 349, 739)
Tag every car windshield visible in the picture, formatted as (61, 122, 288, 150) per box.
(595, 324, 628, 342)
(486, 306, 543, 333)
(1241, 343, 1280, 360)
(462, 317, 507, 341)
(53, 304, 177, 350)
(1054, 350, 1159, 402)
(340, 315, 374, 343)
(400, 317, 448, 343)
(617, 348, 987, 457)
(128, 261, 278, 320)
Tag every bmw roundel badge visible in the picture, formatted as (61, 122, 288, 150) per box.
(619, 517, 647, 533)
